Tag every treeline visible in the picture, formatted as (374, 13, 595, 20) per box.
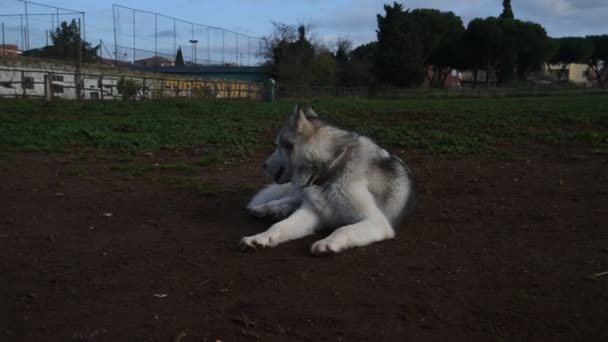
(264, 1, 608, 88)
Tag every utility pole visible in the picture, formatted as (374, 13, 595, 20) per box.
(24, 1, 29, 50)
(112, 4, 118, 64)
(1, 22, 5, 56)
(19, 15, 24, 51)
(173, 19, 176, 56)
(154, 13, 158, 61)
(82, 12, 86, 42)
(189, 39, 198, 65)
(132, 9, 135, 63)
(76, 18, 82, 100)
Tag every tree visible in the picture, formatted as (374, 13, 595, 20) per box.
(175, 46, 185, 67)
(500, 0, 514, 19)
(586, 35, 608, 87)
(549, 37, 594, 80)
(461, 15, 553, 85)
(263, 22, 316, 84)
(340, 42, 377, 86)
(515, 21, 555, 80)
(311, 49, 338, 86)
(375, 3, 465, 87)
(335, 38, 352, 66)
(424, 12, 465, 87)
(462, 17, 503, 86)
(375, 2, 422, 86)
(496, 18, 519, 84)
(22, 19, 99, 63)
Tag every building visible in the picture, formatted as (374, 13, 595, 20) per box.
(424, 67, 461, 88)
(98, 57, 130, 68)
(543, 63, 592, 85)
(0, 44, 21, 56)
(459, 69, 498, 87)
(133, 56, 174, 67)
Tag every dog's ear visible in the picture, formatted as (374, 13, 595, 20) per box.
(292, 108, 316, 139)
(295, 109, 316, 138)
(303, 105, 318, 118)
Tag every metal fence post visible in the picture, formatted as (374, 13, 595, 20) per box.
(99, 75, 104, 100)
(21, 70, 26, 97)
(44, 74, 52, 102)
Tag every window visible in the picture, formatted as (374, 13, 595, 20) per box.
(22, 77, 34, 89)
(1, 81, 13, 88)
(51, 75, 64, 82)
(52, 84, 64, 94)
(90, 92, 99, 99)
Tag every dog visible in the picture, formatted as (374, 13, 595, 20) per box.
(240, 105, 415, 255)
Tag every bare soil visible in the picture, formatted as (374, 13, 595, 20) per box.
(1, 146, 607, 341)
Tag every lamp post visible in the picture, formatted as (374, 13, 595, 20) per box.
(189, 39, 198, 65)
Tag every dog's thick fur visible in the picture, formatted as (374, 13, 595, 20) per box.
(240, 105, 415, 255)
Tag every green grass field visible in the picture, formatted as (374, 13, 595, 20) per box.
(1, 95, 607, 154)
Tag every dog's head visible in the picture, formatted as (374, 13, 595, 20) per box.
(263, 104, 320, 186)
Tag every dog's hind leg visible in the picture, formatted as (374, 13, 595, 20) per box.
(240, 205, 320, 250)
(247, 183, 301, 220)
(310, 181, 395, 255)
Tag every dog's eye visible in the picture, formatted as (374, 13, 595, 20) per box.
(282, 141, 294, 150)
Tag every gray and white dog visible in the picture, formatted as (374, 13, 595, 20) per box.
(240, 105, 415, 255)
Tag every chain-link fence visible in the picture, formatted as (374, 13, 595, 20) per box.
(112, 4, 265, 67)
(0, 1, 85, 55)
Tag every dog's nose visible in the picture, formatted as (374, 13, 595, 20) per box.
(263, 162, 267, 170)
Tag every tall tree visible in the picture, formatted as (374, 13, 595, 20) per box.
(500, 0, 514, 19)
(425, 11, 465, 87)
(515, 21, 555, 80)
(375, 3, 465, 87)
(375, 2, 423, 86)
(342, 42, 378, 86)
(586, 35, 608, 87)
(175, 46, 185, 67)
(462, 17, 503, 85)
(22, 19, 99, 62)
(496, 18, 519, 84)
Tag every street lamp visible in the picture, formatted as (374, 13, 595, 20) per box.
(189, 39, 198, 65)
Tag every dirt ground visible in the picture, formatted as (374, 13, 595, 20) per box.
(1, 145, 607, 342)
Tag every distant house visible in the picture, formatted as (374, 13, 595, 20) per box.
(134, 56, 173, 67)
(586, 66, 608, 86)
(0, 44, 21, 56)
(459, 68, 498, 87)
(424, 67, 461, 88)
(98, 57, 130, 68)
(543, 63, 592, 85)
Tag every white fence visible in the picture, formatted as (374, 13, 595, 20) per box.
(0, 65, 264, 100)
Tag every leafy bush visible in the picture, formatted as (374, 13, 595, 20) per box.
(117, 78, 142, 100)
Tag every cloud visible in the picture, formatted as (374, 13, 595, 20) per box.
(513, 0, 608, 37)
(307, 0, 608, 47)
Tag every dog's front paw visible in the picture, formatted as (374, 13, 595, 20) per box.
(310, 238, 343, 256)
(239, 232, 279, 251)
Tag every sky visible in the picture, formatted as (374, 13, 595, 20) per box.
(1, 0, 607, 63)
